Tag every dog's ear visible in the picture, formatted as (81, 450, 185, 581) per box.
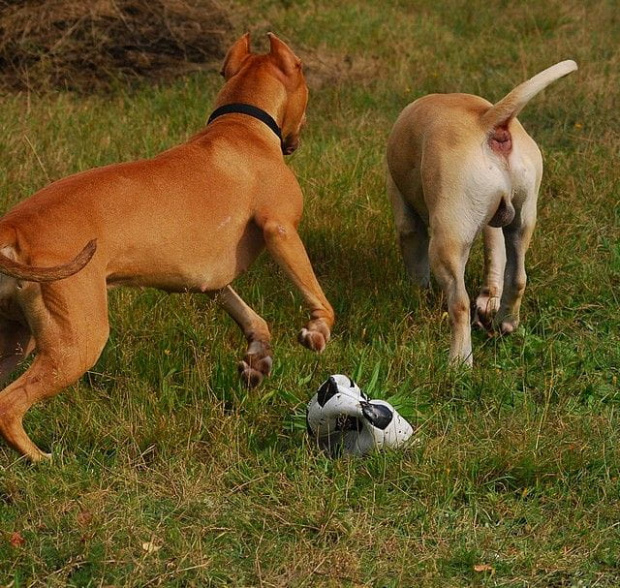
(221, 33, 251, 79)
(267, 32, 302, 76)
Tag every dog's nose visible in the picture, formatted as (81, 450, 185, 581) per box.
(282, 138, 300, 155)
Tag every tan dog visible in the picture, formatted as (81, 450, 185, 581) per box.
(387, 60, 577, 365)
(0, 33, 335, 461)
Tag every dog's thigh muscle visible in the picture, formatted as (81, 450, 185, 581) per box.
(0, 278, 109, 460)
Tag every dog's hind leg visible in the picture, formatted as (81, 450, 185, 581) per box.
(0, 279, 109, 461)
(496, 218, 536, 335)
(429, 222, 476, 366)
(0, 320, 35, 385)
(388, 174, 430, 287)
(218, 285, 273, 387)
(473, 226, 506, 331)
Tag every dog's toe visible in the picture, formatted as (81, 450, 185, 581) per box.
(298, 328, 327, 352)
(238, 361, 265, 388)
(298, 319, 330, 353)
(472, 308, 493, 334)
(245, 353, 272, 374)
(237, 348, 272, 387)
(473, 291, 501, 334)
(238, 341, 272, 385)
(499, 320, 518, 336)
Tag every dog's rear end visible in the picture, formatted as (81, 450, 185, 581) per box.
(387, 60, 577, 365)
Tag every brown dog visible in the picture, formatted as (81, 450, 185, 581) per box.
(0, 33, 335, 461)
(387, 60, 577, 365)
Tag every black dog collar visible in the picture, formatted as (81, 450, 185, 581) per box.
(207, 103, 285, 154)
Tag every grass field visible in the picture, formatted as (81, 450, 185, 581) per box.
(0, 0, 619, 586)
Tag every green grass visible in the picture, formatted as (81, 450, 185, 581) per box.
(1, 0, 619, 585)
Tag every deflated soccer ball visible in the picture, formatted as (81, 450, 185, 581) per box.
(306, 374, 415, 457)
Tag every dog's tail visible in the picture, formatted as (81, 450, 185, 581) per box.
(480, 60, 578, 130)
(0, 239, 97, 282)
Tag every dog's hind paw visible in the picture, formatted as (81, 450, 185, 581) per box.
(473, 292, 501, 333)
(499, 317, 519, 336)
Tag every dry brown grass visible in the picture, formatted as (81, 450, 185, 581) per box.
(0, 0, 232, 92)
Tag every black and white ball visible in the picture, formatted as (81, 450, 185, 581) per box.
(306, 374, 414, 457)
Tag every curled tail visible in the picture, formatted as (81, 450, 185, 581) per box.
(481, 59, 578, 130)
(0, 239, 97, 282)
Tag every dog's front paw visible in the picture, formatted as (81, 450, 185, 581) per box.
(298, 320, 330, 353)
(238, 360, 270, 387)
(238, 341, 272, 388)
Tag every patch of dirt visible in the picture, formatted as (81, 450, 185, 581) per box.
(0, 0, 232, 93)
